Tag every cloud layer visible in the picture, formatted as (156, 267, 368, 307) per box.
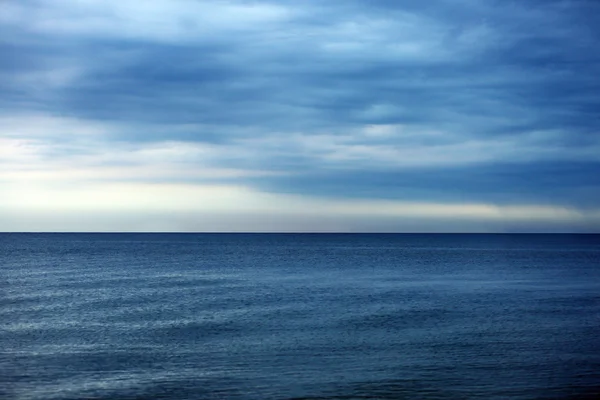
(1, 0, 599, 231)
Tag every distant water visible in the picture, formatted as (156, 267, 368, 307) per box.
(2, 233, 600, 400)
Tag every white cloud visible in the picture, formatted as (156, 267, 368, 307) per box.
(1, 114, 596, 232)
(1, 180, 596, 231)
(5, 0, 293, 42)
(2, 114, 598, 188)
(0, 114, 109, 139)
(235, 126, 600, 169)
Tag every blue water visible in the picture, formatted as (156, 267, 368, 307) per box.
(1, 233, 600, 399)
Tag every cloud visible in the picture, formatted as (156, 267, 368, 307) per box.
(1, 0, 599, 231)
(1, 0, 293, 43)
(3, 180, 598, 232)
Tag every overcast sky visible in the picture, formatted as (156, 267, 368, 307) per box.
(1, 0, 599, 232)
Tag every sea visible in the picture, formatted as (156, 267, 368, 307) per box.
(1, 233, 600, 400)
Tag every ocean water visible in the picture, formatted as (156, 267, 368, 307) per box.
(1, 233, 600, 400)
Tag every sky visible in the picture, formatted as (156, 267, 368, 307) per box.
(1, 0, 599, 232)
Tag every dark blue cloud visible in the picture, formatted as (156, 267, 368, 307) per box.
(253, 161, 600, 208)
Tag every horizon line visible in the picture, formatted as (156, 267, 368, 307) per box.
(1, 232, 598, 235)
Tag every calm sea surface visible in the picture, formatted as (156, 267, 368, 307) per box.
(1, 233, 600, 399)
